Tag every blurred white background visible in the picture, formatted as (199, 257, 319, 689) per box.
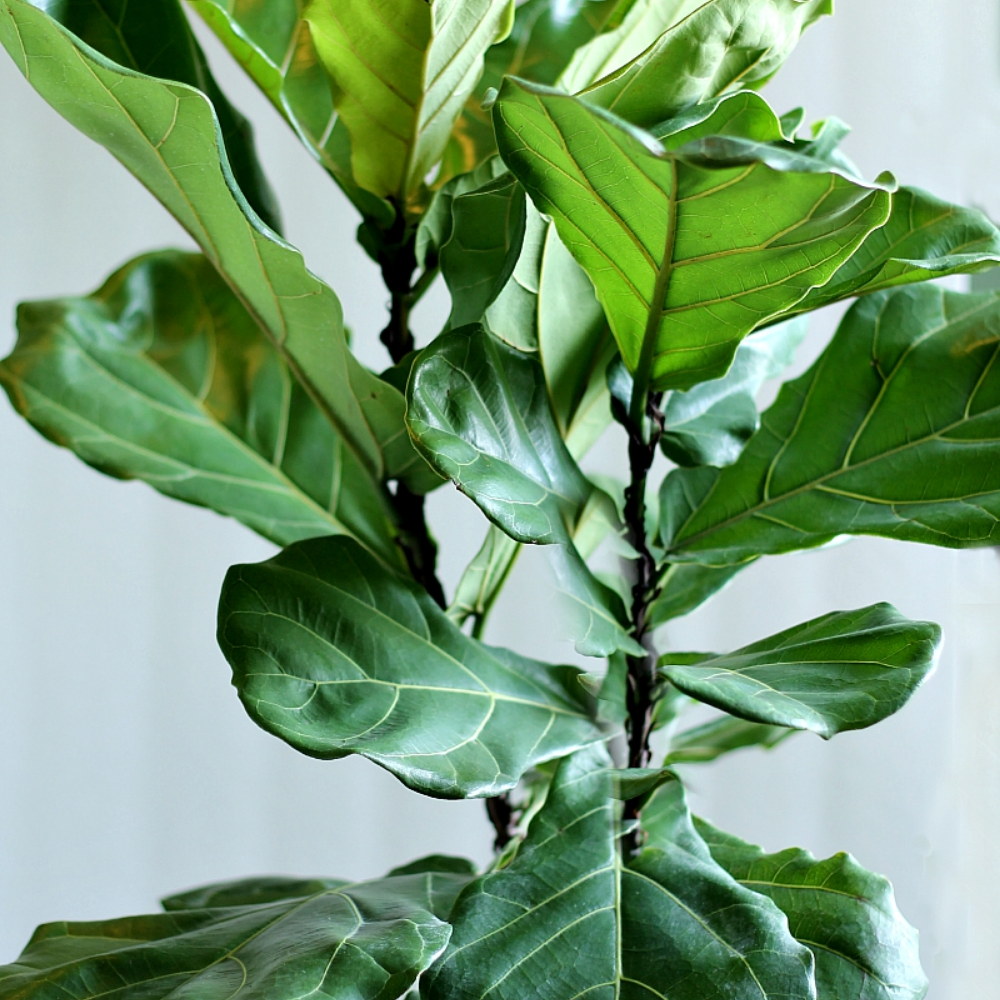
(2, 1, 1000, 995)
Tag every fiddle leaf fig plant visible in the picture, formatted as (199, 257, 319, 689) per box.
(3, 0, 998, 997)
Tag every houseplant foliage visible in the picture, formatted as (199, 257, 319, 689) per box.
(4, 0, 1000, 996)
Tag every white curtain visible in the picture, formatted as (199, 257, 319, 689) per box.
(1, 2, 998, 994)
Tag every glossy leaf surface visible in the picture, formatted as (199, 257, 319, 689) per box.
(494, 82, 892, 393)
(575, 0, 832, 126)
(0, 875, 453, 1000)
(698, 821, 928, 999)
(661, 316, 808, 468)
(219, 535, 600, 798)
(0, 252, 399, 559)
(666, 715, 792, 764)
(0, 0, 414, 486)
(304, 0, 511, 204)
(425, 746, 815, 1000)
(663, 287, 1000, 564)
(190, 0, 393, 224)
(407, 326, 640, 656)
(660, 604, 940, 738)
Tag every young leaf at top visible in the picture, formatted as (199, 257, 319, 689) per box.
(0, 252, 400, 562)
(659, 604, 940, 738)
(425, 746, 816, 1000)
(406, 325, 642, 656)
(303, 0, 513, 207)
(570, 0, 832, 127)
(190, 0, 394, 226)
(0, 0, 421, 489)
(665, 715, 793, 764)
(697, 820, 928, 1000)
(0, 873, 454, 1000)
(663, 286, 1000, 565)
(661, 316, 809, 468)
(218, 535, 601, 798)
(493, 82, 893, 400)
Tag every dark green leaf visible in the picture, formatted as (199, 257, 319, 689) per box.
(697, 820, 928, 1000)
(218, 535, 601, 798)
(406, 326, 641, 656)
(425, 746, 815, 1000)
(190, 0, 393, 225)
(659, 604, 941, 738)
(647, 561, 745, 626)
(38, 0, 281, 232)
(574, 0, 832, 127)
(303, 0, 511, 204)
(0, 252, 401, 560)
(162, 877, 347, 910)
(388, 856, 479, 878)
(0, 0, 417, 487)
(0, 875, 453, 1000)
(665, 715, 793, 764)
(663, 286, 1000, 564)
(494, 82, 892, 395)
(661, 317, 808, 468)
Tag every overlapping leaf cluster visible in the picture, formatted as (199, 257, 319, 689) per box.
(2, 1, 997, 998)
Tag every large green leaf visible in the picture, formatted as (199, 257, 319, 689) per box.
(662, 286, 1000, 565)
(424, 746, 816, 1000)
(190, 0, 393, 225)
(698, 820, 928, 1000)
(303, 0, 512, 205)
(0, 252, 400, 560)
(573, 0, 832, 126)
(661, 316, 808, 468)
(406, 325, 641, 656)
(218, 534, 601, 798)
(659, 604, 940, 738)
(34, 0, 281, 232)
(0, 0, 417, 486)
(0, 874, 453, 1000)
(494, 82, 892, 397)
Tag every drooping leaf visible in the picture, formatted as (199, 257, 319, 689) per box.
(190, 0, 394, 225)
(659, 604, 941, 738)
(662, 286, 1000, 565)
(697, 820, 928, 1000)
(494, 82, 892, 396)
(406, 325, 641, 656)
(572, 0, 833, 126)
(424, 746, 816, 1000)
(162, 877, 347, 910)
(34, 0, 282, 232)
(661, 316, 808, 468)
(0, 0, 417, 487)
(218, 535, 601, 798)
(0, 252, 401, 560)
(0, 875, 453, 1000)
(647, 561, 745, 626)
(665, 715, 792, 764)
(303, 0, 512, 205)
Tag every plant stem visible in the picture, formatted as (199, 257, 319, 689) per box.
(621, 391, 665, 857)
(375, 215, 513, 851)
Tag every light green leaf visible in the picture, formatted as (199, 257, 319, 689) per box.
(303, 0, 512, 205)
(661, 317, 808, 468)
(659, 604, 941, 738)
(218, 535, 601, 798)
(494, 82, 892, 396)
(0, 874, 453, 1000)
(424, 746, 816, 1000)
(697, 820, 928, 1000)
(0, 252, 400, 560)
(663, 286, 1000, 565)
(162, 877, 348, 910)
(573, 0, 833, 126)
(406, 325, 641, 656)
(190, 0, 393, 225)
(447, 525, 520, 633)
(665, 715, 792, 764)
(648, 561, 744, 626)
(0, 0, 416, 487)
